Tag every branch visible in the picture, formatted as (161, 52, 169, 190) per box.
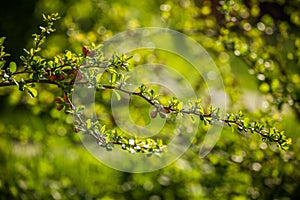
(0, 79, 59, 87)
(98, 84, 291, 149)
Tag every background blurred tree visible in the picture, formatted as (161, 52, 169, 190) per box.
(1, 0, 300, 199)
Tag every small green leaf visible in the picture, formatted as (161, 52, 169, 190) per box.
(27, 86, 38, 98)
(238, 110, 243, 117)
(243, 117, 250, 128)
(61, 66, 72, 71)
(0, 61, 4, 69)
(9, 62, 17, 73)
(110, 73, 117, 85)
(30, 48, 34, 55)
(140, 84, 146, 92)
(107, 67, 117, 74)
(0, 37, 5, 46)
(42, 14, 47, 20)
(113, 90, 121, 101)
(86, 119, 92, 129)
(177, 102, 183, 111)
(149, 89, 154, 97)
(96, 73, 102, 84)
(101, 125, 106, 133)
(66, 51, 72, 60)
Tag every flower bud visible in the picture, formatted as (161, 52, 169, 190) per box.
(55, 97, 62, 103)
(49, 75, 56, 81)
(58, 74, 65, 80)
(56, 104, 64, 111)
(74, 128, 79, 133)
(82, 46, 90, 56)
(150, 110, 157, 118)
(159, 112, 166, 118)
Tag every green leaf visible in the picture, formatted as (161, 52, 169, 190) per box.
(42, 14, 47, 20)
(110, 73, 117, 85)
(243, 117, 250, 128)
(86, 119, 92, 129)
(113, 90, 121, 101)
(9, 62, 17, 73)
(140, 84, 146, 92)
(107, 67, 117, 74)
(148, 89, 154, 97)
(101, 125, 106, 133)
(65, 51, 72, 60)
(30, 48, 34, 55)
(61, 66, 72, 71)
(238, 110, 243, 117)
(27, 86, 38, 98)
(0, 37, 5, 46)
(177, 102, 183, 111)
(269, 128, 275, 136)
(0, 61, 4, 69)
(96, 73, 102, 83)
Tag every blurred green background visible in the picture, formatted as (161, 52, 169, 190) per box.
(1, 0, 300, 199)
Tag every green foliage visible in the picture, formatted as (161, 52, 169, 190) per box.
(1, 1, 300, 199)
(1, 14, 289, 154)
(0, 37, 10, 69)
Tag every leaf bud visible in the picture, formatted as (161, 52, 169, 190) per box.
(150, 110, 157, 118)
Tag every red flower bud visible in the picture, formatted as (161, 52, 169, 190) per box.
(56, 104, 64, 111)
(75, 71, 84, 80)
(55, 97, 62, 103)
(49, 75, 56, 81)
(82, 46, 90, 56)
(74, 127, 80, 133)
(58, 74, 65, 80)
(63, 94, 68, 100)
(73, 70, 79, 76)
